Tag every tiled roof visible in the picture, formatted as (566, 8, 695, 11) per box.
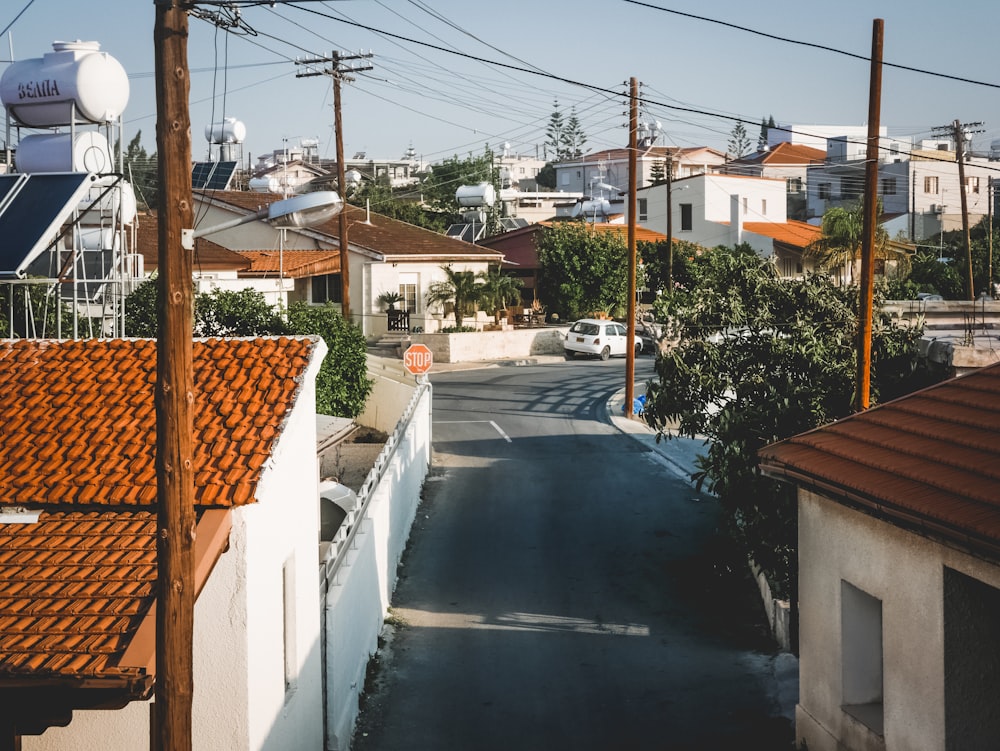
(0, 337, 319, 508)
(200, 191, 504, 263)
(236, 250, 341, 277)
(733, 142, 827, 166)
(742, 220, 822, 249)
(0, 510, 157, 683)
(759, 362, 1000, 555)
(539, 221, 667, 244)
(133, 213, 253, 273)
(0, 337, 317, 702)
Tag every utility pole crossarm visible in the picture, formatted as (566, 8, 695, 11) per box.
(293, 50, 374, 321)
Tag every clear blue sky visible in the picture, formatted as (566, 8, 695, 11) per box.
(4, 0, 1000, 166)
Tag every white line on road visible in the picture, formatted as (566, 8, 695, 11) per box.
(435, 420, 512, 443)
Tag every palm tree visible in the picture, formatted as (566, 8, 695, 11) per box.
(476, 265, 523, 323)
(806, 200, 897, 285)
(425, 265, 481, 329)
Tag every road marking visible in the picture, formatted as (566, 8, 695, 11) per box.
(435, 420, 512, 443)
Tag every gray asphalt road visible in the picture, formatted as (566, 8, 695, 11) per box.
(352, 359, 794, 751)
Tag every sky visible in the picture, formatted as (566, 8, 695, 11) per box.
(4, 0, 1000, 169)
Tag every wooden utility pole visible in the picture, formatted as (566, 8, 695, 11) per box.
(296, 51, 373, 322)
(989, 177, 994, 296)
(666, 160, 674, 291)
(855, 18, 883, 413)
(933, 119, 983, 300)
(153, 1, 196, 749)
(625, 77, 638, 418)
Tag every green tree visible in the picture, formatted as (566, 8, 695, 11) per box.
(535, 222, 636, 320)
(757, 115, 776, 152)
(545, 99, 565, 161)
(194, 287, 287, 336)
(123, 131, 158, 210)
(286, 301, 373, 418)
(727, 121, 752, 160)
(806, 200, 901, 285)
(347, 178, 448, 232)
(562, 106, 587, 160)
(476, 265, 523, 321)
(0, 281, 85, 338)
(648, 160, 667, 186)
(425, 265, 481, 329)
(643, 245, 926, 595)
(535, 162, 556, 190)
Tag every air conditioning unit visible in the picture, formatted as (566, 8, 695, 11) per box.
(930, 204, 944, 214)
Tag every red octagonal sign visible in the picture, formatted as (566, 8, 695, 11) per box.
(403, 343, 434, 375)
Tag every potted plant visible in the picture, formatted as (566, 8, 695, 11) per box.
(377, 291, 404, 311)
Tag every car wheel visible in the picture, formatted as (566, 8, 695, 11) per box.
(564, 350, 575, 360)
(600, 346, 611, 361)
(634, 342, 642, 357)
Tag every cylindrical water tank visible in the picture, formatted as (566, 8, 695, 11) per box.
(16, 131, 112, 173)
(249, 176, 282, 193)
(0, 41, 129, 127)
(345, 169, 363, 186)
(76, 226, 120, 251)
(78, 176, 137, 224)
(204, 117, 247, 144)
(581, 199, 610, 217)
(455, 182, 496, 208)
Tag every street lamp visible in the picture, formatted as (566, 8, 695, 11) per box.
(190, 190, 344, 239)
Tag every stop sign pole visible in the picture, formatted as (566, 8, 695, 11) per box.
(403, 343, 433, 381)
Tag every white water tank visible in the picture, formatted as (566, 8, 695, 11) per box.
(204, 117, 247, 144)
(249, 175, 282, 193)
(16, 131, 112, 173)
(0, 41, 129, 127)
(78, 176, 137, 224)
(455, 182, 496, 208)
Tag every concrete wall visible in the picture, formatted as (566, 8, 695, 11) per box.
(796, 491, 1000, 751)
(412, 327, 567, 363)
(320, 383, 432, 750)
(359, 357, 419, 434)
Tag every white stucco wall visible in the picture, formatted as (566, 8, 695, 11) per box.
(25, 342, 326, 751)
(797, 491, 1000, 751)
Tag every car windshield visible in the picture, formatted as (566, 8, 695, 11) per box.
(570, 322, 600, 336)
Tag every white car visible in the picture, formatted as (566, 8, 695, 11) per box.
(563, 318, 642, 360)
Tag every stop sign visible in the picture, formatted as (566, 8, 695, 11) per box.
(403, 343, 433, 375)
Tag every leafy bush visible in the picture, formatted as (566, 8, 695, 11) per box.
(286, 302, 373, 418)
(439, 325, 477, 333)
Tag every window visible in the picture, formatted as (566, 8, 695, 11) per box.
(742, 197, 748, 213)
(881, 177, 897, 195)
(399, 272, 418, 313)
(283, 557, 297, 696)
(311, 273, 341, 304)
(841, 581, 883, 735)
(967, 176, 981, 194)
(638, 198, 648, 221)
(680, 203, 693, 231)
(761, 199, 767, 215)
(560, 172, 570, 186)
(924, 176, 939, 194)
(819, 182, 832, 199)
(787, 177, 803, 194)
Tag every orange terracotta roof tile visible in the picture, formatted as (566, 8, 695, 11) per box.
(0, 336, 319, 509)
(236, 249, 341, 277)
(0, 510, 156, 682)
(742, 220, 822, 249)
(760, 362, 1000, 555)
(200, 191, 504, 263)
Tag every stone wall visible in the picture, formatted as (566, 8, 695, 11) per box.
(411, 327, 568, 363)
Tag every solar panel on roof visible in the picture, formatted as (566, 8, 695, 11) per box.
(0, 173, 97, 279)
(192, 160, 237, 190)
(445, 224, 467, 237)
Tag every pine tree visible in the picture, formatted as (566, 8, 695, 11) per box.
(727, 121, 752, 160)
(649, 160, 667, 186)
(562, 106, 587, 160)
(546, 99, 565, 162)
(757, 115, 776, 151)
